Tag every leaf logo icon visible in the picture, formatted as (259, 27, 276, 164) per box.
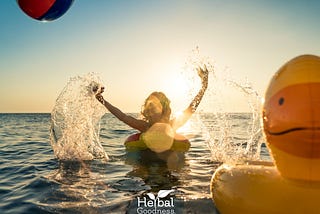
(157, 190, 174, 198)
(147, 193, 155, 200)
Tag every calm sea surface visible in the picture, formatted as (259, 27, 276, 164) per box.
(0, 113, 270, 214)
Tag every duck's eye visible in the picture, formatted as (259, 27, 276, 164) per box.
(278, 97, 284, 106)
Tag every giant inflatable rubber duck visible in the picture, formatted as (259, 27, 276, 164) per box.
(211, 55, 320, 214)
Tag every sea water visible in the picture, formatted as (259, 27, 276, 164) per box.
(0, 113, 270, 213)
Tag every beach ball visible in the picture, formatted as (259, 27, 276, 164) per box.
(17, 0, 74, 21)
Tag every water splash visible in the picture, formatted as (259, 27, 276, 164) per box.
(184, 48, 263, 164)
(50, 73, 108, 161)
(225, 78, 263, 161)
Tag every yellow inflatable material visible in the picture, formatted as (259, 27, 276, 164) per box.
(142, 123, 175, 153)
(211, 55, 320, 214)
(211, 162, 320, 214)
(124, 133, 190, 152)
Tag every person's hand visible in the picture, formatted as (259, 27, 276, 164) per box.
(95, 89, 105, 105)
(197, 65, 209, 83)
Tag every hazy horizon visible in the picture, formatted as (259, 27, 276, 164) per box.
(1, 1, 320, 113)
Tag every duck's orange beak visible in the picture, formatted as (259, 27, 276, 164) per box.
(263, 54, 320, 181)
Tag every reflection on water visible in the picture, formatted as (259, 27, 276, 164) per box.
(39, 114, 218, 213)
(125, 150, 186, 192)
(46, 161, 110, 211)
(0, 111, 269, 213)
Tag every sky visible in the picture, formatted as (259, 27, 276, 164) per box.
(0, 0, 320, 113)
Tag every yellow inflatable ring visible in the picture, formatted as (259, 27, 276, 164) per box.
(211, 161, 320, 214)
(124, 133, 190, 152)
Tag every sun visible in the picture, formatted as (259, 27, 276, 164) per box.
(165, 74, 189, 97)
(161, 66, 196, 112)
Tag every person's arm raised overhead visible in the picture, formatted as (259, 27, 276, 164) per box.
(96, 90, 149, 132)
(171, 65, 209, 130)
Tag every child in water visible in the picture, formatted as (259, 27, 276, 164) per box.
(95, 66, 209, 152)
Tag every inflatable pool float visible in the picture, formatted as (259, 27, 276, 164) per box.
(211, 55, 320, 214)
(125, 132, 190, 152)
(125, 123, 190, 153)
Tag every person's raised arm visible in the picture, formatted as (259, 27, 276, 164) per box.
(96, 91, 149, 132)
(171, 65, 209, 130)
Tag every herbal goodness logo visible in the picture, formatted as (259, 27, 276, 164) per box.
(136, 190, 175, 214)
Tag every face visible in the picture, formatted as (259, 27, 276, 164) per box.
(144, 95, 163, 123)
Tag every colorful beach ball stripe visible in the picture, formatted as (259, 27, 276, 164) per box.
(17, 0, 74, 21)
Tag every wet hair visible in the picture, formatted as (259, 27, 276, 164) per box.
(141, 91, 171, 123)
